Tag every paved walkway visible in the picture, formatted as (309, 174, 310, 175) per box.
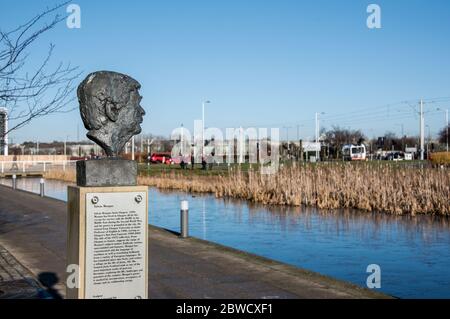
(0, 244, 42, 299)
(0, 184, 390, 299)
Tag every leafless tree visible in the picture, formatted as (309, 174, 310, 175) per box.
(369, 132, 418, 151)
(323, 126, 366, 158)
(438, 124, 449, 146)
(0, 1, 80, 136)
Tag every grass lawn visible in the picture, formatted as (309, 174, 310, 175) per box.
(138, 159, 435, 178)
(138, 162, 260, 177)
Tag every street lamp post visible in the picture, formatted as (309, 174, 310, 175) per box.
(181, 123, 184, 156)
(202, 100, 211, 158)
(395, 123, 404, 137)
(446, 109, 449, 153)
(296, 124, 305, 141)
(315, 112, 325, 161)
(132, 136, 135, 161)
(64, 135, 70, 157)
(437, 108, 449, 153)
(426, 125, 431, 160)
(395, 124, 404, 151)
(282, 126, 292, 151)
(419, 100, 425, 160)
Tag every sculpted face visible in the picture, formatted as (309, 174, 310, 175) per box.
(126, 88, 145, 135)
(77, 71, 146, 157)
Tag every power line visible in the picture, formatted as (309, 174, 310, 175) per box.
(205, 96, 450, 137)
(323, 110, 445, 128)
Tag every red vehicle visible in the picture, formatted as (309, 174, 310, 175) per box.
(170, 155, 190, 165)
(70, 156, 90, 161)
(149, 152, 173, 164)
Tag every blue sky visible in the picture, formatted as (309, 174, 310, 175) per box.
(1, 0, 450, 143)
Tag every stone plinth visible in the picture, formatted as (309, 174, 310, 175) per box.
(76, 159, 137, 187)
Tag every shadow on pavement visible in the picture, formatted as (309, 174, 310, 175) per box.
(37, 272, 63, 299)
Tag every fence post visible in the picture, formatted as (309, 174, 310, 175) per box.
(12, 174, 16, 190)
(40, 178, 45, 197)
(180, 200, 189, 238)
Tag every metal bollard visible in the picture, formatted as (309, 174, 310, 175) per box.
(12, 174, 16, 190)
(180, 200, 189, 238)
(40, 178, 45, 197)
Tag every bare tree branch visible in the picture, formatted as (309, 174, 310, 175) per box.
(0, 1, 80, 139)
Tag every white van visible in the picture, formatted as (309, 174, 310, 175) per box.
(342, 144, 367, 161)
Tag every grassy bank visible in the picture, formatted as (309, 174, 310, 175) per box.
(44, 169, 76, 183)
(44, 162, 450, 216)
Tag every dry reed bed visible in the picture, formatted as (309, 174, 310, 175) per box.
(44, 169, 76, 183)
(138, 164, 449, 216)
(218, 164, 449, 216)
(45, 164, 450, 216)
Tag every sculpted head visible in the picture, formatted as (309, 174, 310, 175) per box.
(77, 71, 145, 157)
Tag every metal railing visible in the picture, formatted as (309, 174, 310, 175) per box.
(0, 160, 77, 174)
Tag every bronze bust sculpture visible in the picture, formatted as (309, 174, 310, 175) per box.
(76, 71, 145, 186)
(77, 71, 145, 157)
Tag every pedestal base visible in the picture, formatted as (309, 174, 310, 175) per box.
(76, 159, 137, 187)
(67, 185, 148, 299)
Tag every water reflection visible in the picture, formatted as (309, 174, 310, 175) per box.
(1, 178, 449, 298)
(0, 177, 72, 201)
(202, 199, 206, 240)
(240, 199, 450, 245)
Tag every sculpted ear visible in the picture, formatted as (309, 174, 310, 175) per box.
(105, 100, 118, 122)
(96, 90, 118, 123)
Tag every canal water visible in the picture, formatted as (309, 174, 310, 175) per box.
(1, 177, 449, 298)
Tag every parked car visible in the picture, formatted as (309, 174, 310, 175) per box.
(384, 151, 404, 161)
(404, 153, 413, 160)
(149, 152, 173, 164)
(70, 156, 90, 161)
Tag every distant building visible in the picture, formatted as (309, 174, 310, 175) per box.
(68, 144, 97, 157)
(0, 107, 8, 156)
